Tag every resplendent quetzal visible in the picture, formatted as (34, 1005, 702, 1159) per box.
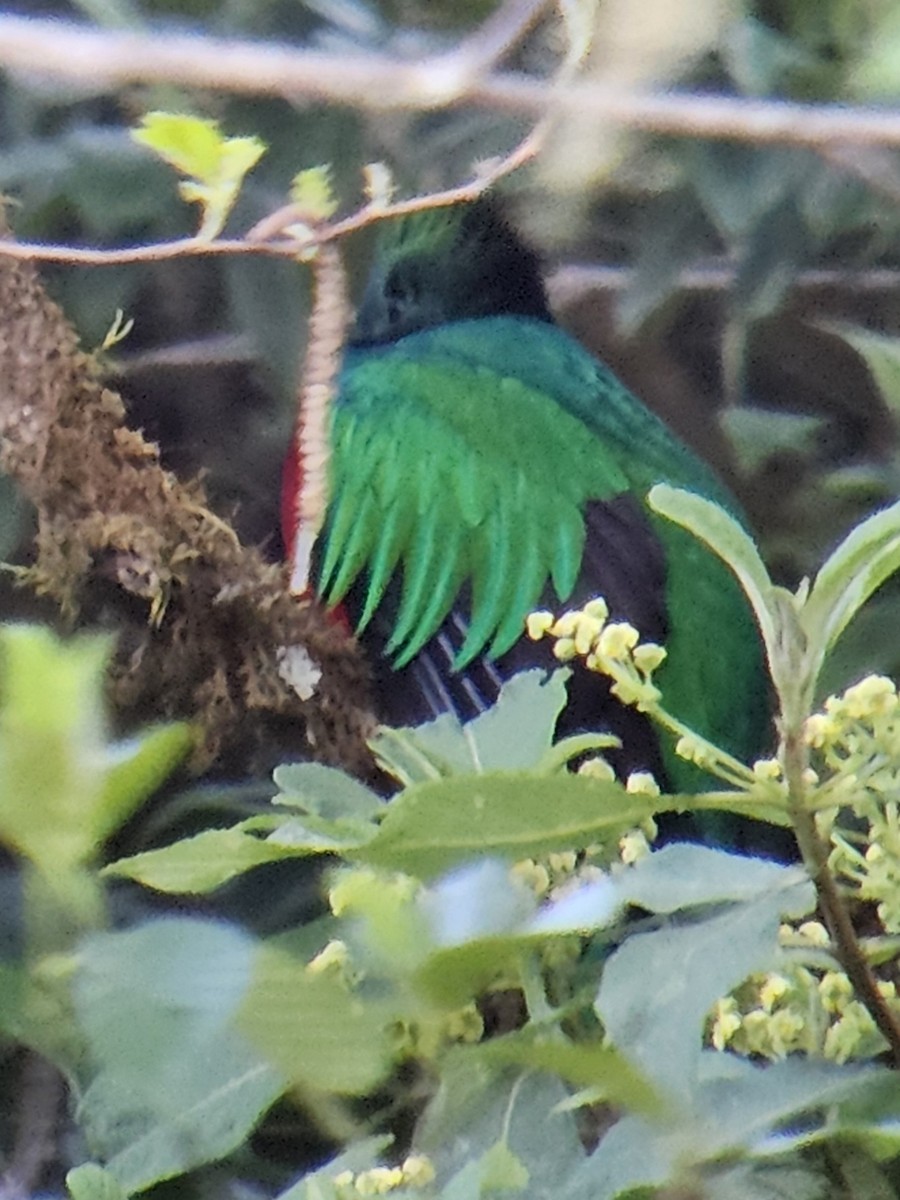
(281, 200, 769, 789)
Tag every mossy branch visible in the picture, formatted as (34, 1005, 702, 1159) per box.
(0, 208, 374, 774)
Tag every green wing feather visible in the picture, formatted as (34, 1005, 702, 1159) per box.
(324, 337, 630, 669)
(322, 316, 767, 772)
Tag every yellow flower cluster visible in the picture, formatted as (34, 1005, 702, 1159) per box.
(511, 848, 595, 899)
(527, 599, 666, 712)
(511, 799, 659, 903)
(804, 675, 900, 932)
(709, 922, 899, 1063)
(334, 1155, 436, 1197)
(805, 675, 899, 751)
(329, 867, 419, 917)
(391, 1002, 485, 1061)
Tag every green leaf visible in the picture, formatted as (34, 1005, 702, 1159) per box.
(463, 669, 571, 772)
(132, 112, 265, 239)
(598, 843, 808, 914)
(412, 861, 535, 1007)
(75, 918, 284, 1194)
(133, 113, 225, 179)
(106, 762, 387, 894)
(530, 844, 809, 935)
(475, 1032, 663, 1117)
(329, 864, 433, 977)
(66, 1164, 129, 1200)
(477, 1141, 530, 1192)
(357, 771, 657, 880)
(415, 936, 528, 1010)
(818, 324, 900, 420)
(561, 1055, 880, 1200)
(290, 165, 338, 220)
(420, 1066, 584, 1200)
(266, 814, 376, 851)
(236, 945, 393, 1095)
(595, 881, 814, 1099)
(102, 827, 297, 894)
(370, 670, 570, 785)
(0, 626, 186, 876)
(690, 1053, 885, 1160)
(273, 762, 383, 821)
(648, 484, 778, 660)
(277, 1137, 394, 1200)
(81, 1058, 283, 1196)
(94, 723, 193, 845)
(803, 498, 900, 669)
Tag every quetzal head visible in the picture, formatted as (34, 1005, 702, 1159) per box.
(350, 200, 552, 346)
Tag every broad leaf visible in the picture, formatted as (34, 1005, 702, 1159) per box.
(474, 1031, 663, 1116)
(530, 844, 809, 935)
(236, 945, 393, 1094)
(66, 1164, 128, 1200)
(595, 880, 814, 1098)
(0, 627, 188, 876)
(132, 112, 265, 239)
(823, 323, 900, 419)
(273, 762, 383, 821)
(370, 670, 570, 784)
(103, 827, 299, 894)
(648, 484, 778, 660)
(419, 1063, 585, 1200)
(75, 918, 284, 1194)
(277, 1137, 394, 1200)
(357, 771, 657, 879)
(803, 498, 900, 667)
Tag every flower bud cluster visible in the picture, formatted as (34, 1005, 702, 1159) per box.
(528, 599, 666, 712)
(334, 1155, 436, 1197)
(805, 676, 900, 931)
(709, 921, 899, 1063)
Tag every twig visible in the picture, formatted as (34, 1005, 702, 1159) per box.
(1, 14, 900, 148)
(248, 126, 541, 245)
(111, 332, 256, 372)
(0, 234, 297, 267)
(0, 110, 542, 270)
(445, 0, 552, 79)
(548, 263, 900, 301)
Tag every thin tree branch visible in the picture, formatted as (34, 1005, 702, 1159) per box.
(0, 235, 297, 267)
(0, 122, 542, 269)
(1, 14, 900, 148)
(446, 0, 552, 78)
(547, 263, 900, 302)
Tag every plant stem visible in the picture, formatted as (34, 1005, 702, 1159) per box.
(783, 725, 900, 1067)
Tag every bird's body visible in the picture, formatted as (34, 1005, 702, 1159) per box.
(282, 202, 769, 790)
